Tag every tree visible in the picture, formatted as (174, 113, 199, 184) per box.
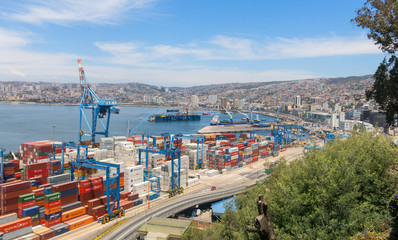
(354, 0, 398, 126)
(354, 0, 398, 54)
(182, 131, 398, 239)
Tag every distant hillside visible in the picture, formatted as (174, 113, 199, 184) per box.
(325, 75, 373, 84)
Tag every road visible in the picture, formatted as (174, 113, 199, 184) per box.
(52, 146, 304, 240)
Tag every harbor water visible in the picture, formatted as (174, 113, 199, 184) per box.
(0, 105, 276, 152)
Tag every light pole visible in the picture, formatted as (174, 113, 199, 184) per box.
(52, 125, 55, 141)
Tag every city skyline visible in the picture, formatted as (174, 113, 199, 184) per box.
(0, 0, 385, 87)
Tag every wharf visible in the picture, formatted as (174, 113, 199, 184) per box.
(198, 124, 269, 134)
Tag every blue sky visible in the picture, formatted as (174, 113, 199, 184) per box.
(0, 0, 385, 87)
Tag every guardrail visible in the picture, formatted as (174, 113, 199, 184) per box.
(101, 185, 248, 240)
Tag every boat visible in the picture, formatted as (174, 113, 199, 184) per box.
(203, 112, 211, 115)
(166, 109, 179, 112)
(149, 109, 200, 122)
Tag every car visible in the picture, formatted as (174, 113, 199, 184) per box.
(211, 186, 216, 191)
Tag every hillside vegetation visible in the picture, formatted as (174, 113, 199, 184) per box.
(182, 131, 398, 240)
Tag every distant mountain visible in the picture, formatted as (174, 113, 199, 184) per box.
(325, 75, 373, 84)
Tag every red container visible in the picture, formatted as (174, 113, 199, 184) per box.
(120, 200, 134, 210)
(1, 189, 31, 199)
(32, 188, 45, 196)
(1, 181, 30, 193)
(44, 200, 61, 209)
(87, 199, 101, 210)
(52, 181, 78, 193)
(61, 194, 78, 206)
(79, 180, 91, 189)
(18, 200, 36, 210)
(44, 217, 61, 227)
(0, 217, 32, 233)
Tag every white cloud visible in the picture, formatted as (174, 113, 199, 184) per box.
(1, 0, 156, 25)
(9, 69, 25, 78)
(0, 28, 31, 48)
(95, 34, 382, 65)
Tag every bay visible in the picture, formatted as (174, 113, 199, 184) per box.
(0, 105, 275, 152)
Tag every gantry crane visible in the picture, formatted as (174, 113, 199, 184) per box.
(77, 59, 120, 145)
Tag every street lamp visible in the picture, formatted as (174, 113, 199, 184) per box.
(52, 125, 55, 141)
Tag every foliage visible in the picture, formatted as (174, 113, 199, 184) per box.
(365, 56, 398, 126)
(354, 0, 398, 126)
(182, 131, 398, 240)
(353, 0, 398, 53)
(264, 131, 398, 239)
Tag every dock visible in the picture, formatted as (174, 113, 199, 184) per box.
(198, 124, 267, 134)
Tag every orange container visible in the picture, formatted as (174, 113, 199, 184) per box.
(65, 215, 94, 231)
(44, 206, 61, 215)
(62, 206, 86, 222)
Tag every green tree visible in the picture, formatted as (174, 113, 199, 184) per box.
(354, 0, 398, 126)
(183, 131, 398, 239)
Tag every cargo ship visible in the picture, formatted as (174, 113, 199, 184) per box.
(149, 109, 200, 122)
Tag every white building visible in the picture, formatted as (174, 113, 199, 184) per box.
(294, 95, 302, 107)
(208, 95, 217, 104)
(339, 120, 374, 132)
(191, 95, 199, 108)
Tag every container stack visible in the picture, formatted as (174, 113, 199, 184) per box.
(0, 217, 32, 240)
(1, 181, 31, 215)
(124, 166, 143, 192)
(19, 141, 61, 164)
(61, 206, 86, 222)
(47, 160, 62, 176)
(33, 225, 55, 239)
(44, 192, 61, 227)
(18, 193, 40, 226)
(52, 182, 78, 206)
(115, 141, 136, 167)
(150, 154, 164, 169)
(3, 162, 15, 182)
(79, 179, 93, 205)
(24, 162, 48, 184)
(252, 143, 259, 162)
(258, 142, 269, 158)
(47, 173, 71, 186)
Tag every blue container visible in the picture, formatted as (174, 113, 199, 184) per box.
(60, 188, 78, 198)
(39, 210, 45, 219)
(50, 223, 69, 236)
(4, 174, 15, 180)
(44, 211, 62, 221)
(22, 206, 39, 217)
(29, 180, 37, 187)
(3, 162, 13, 168)
(133, 198, 143, 206)
(44, 187, 52, 194)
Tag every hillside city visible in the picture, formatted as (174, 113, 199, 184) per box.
(0, 75, 391, 134)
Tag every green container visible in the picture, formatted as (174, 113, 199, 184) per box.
(30, 213, 40, 221)
(18, 193, 35, 203)
(35, 195, 45, 202)
(44, 192, 61, 203)
(39, 206, 45, 211)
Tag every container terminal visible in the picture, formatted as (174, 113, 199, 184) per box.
(0, 60, 312, 240)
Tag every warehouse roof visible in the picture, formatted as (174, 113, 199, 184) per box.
(137, 217, 191, 239)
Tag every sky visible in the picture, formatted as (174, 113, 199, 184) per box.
(0, 0, 386, 87)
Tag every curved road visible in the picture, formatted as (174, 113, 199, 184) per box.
(101, 184, 248, 240)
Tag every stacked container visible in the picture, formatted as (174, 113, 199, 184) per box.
(52, 181, 78, 206)
(1, 181, 31, 215)
(124, 166, 143, 192)
(44, 192, 61, 227)
(24, 163, 48, 184)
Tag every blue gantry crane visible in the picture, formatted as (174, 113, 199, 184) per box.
(138, 134, 183, 196)
(77, 59, 120, 145)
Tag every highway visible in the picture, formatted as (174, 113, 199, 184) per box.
(102, 184, 248, 240)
